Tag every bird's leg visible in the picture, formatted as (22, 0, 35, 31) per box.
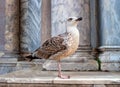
(57, 60, 70, 79)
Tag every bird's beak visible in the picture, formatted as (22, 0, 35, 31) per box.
(75, 17, 82, 21)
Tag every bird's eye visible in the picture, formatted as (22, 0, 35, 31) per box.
(67, 18, 73, 21)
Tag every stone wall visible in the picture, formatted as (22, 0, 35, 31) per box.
(0, 0, 120, 76)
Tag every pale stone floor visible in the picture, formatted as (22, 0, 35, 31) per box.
(0, 66, 120, 84)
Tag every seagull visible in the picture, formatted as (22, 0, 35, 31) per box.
(24, 17, 82, 79)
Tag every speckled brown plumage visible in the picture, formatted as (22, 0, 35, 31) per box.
(32, 32, 74, 60)
(24, 17, 82, 61)
(24, 17, 82, 79)
(34, 36, 67, 59)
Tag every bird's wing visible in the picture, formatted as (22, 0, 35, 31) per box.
(35, 36, 67, 59)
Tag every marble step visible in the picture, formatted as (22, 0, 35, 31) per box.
(0, 69, 120, 84)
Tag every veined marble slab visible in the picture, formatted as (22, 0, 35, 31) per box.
(99, 0, 120, 46)
(20, 0, 42, 52)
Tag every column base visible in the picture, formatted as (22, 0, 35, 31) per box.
(99, 46, 120, 71)
(0, 51, 20, 58)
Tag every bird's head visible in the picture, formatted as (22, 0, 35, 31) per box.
(67, 17, 82, 27)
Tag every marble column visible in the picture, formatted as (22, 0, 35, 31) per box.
(41, 0, 51, 44)
(44, 0, 98, 71)
(0, 0, 5, 57)
(2, 0, 20, 58)
(0, 0, 21, 75)
(20, 0, 42, 54)
(99, 0, 120, 71)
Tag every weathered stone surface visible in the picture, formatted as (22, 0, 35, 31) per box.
(99, 51, 120, 63)
(0, 0, 20, 58)
(43, 60, 98, 71)
(99, 46, 120, 63)
(0, 59, 44, 75)
(101, 63, 120, 71)
(20, 0, 42, 52)
(5, 0, 19, 52)
(0, 70, 120, 84)
(99, 46, 120, 71)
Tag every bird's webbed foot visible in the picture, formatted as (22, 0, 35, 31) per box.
(58, 74, 70, 79)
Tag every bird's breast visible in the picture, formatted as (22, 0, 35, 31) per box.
(62, 32, 79, 58)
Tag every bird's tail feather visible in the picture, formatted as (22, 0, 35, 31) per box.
(21, 52, 39, 61)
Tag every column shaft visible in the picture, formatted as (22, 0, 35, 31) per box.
(41, 0, 51, 44)
(0, 0, 5, 52)
(20, 0, 42, 53)
(4, 0, 20, 58)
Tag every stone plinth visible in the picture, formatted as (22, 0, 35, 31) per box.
(99, 46, 120, 71)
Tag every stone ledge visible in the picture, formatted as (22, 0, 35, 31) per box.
(0, 68, 120, 84)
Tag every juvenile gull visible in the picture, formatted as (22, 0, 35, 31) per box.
(24, 17, 82, 79)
